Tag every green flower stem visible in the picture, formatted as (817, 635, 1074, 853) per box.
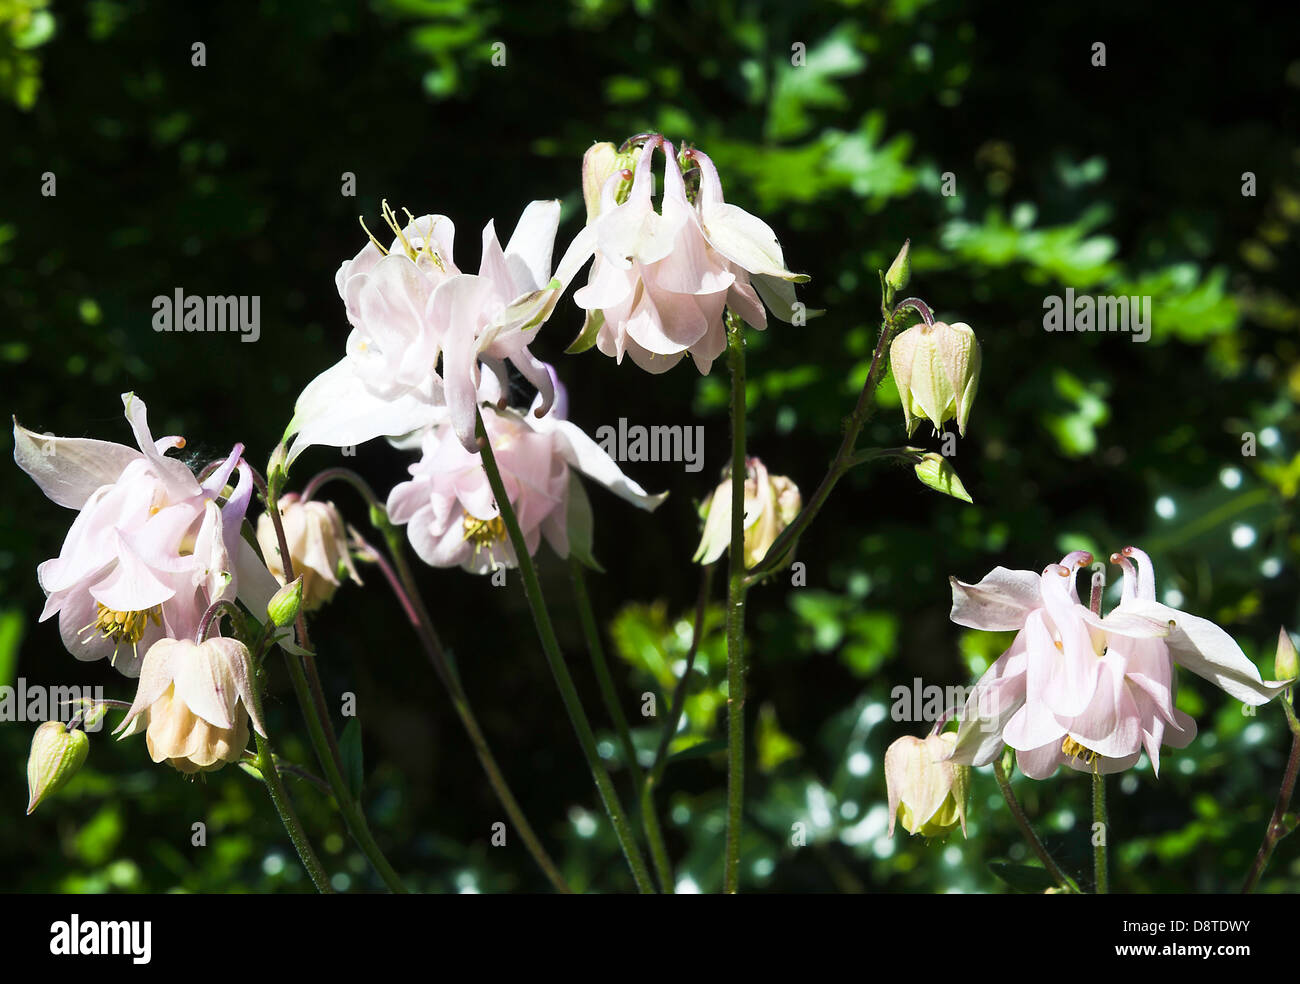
(724, 312, 748, 894)
(1092, 769, 1108, 894)
(993, 757, 1079, 893)
(242, 641, 333, 893)
(253, 730, 334, 893)
(746, 308, 901, 585)
(476, 409, 655, 894)
(304, 467, 571, 894)
(255, 464, 409, 894)
(278, 649, 409, 893)
(570, 556, 674, 892)
(1242, 697, 1300, 893)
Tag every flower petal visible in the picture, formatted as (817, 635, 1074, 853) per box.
(1124, 599, 1290, 705)
(13, 420, 140, 510)
(948, 566, 1042, 631)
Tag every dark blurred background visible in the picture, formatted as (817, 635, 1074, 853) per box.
(1, 0, 1298, 893)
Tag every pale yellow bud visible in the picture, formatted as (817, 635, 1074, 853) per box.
(256, 496, 361, 612)
(889, 320, 981, 437)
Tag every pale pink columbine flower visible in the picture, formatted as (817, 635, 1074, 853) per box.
(13, 394, 279, 676)
(116, 637, 266, 774)
(436, 200, 600, 452)
(571, 135, 807, 374)
(337, 204, 462, 401)
(947, 547, 1288, 779)
(289, 201, 588, 461)
(386, 370, 666, 574)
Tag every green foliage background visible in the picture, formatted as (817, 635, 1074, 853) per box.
(1, 0, 1297, 893)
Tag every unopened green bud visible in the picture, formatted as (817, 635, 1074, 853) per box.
(267, 576, 304, 628)
(1275, 628, 1298, 682)
(267, 443, 290, 499)
(913, 452, 973, 503)
(885, 239, 911, 291)
(27, 721, 89, 815)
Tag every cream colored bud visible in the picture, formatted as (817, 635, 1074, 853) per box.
(693, 458, 801, 570)
(889, 320, 981, 437)
(885, 732, 970, 839)
(1275, 628, 1298, 682)
(582, 142, 621, 225)
(256, 495, 361, 612)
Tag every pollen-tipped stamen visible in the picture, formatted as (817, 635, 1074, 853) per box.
(79, 603, 163, 665)
(1061, 736, 1098, 767)
(462, 511, 507, 567)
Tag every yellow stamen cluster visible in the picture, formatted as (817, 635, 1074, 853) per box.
(462, 512, 507, 553)
(1061, 736, 1098, 767)
(80, 603, 163, 665)
(359, 199, 446, 271)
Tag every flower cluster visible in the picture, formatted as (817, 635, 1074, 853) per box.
(14, 394, 284, 776)
(945, 547, 1288, 779)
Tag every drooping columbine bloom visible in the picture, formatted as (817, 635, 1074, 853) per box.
(256, 495, 361, 612)
(571, 135, 807, 374)
(386, 371, 666, 574)
(693, 457, 801, 569)
(889, 319, 981, 437)
(289, 200, 592, 461)
(885, 730, 970, 838)
(13, 394, 279, 676)
(947, 547, 1288, 779)
(116, 637, 265, 774)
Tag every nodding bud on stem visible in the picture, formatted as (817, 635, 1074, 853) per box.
(885, 732, 970, 839)
(581, 142, 633, 225)
(693, 457, 801, 571)
(885, 239, 911, 292)
(27, 721, 89, 815)
(889, 320, 981, 438)
(256, 496, 361, 613)
(1276, 628, 1299, 683)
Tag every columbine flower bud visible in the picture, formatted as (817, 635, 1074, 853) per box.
(27, 721, 89, 815)
(1276, 628, 1299, 682)
(116, 638, 266, 774)
(267, 577, 304, 628)
(885, 731, 970, 839)
(889, 320, 981, 437)
(693, 458, 801, 569)
(885, 239, 911, 292)
(256, 495, 361, 612)
(913, 452, 973, 503)
(582, 142, 622, 225)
